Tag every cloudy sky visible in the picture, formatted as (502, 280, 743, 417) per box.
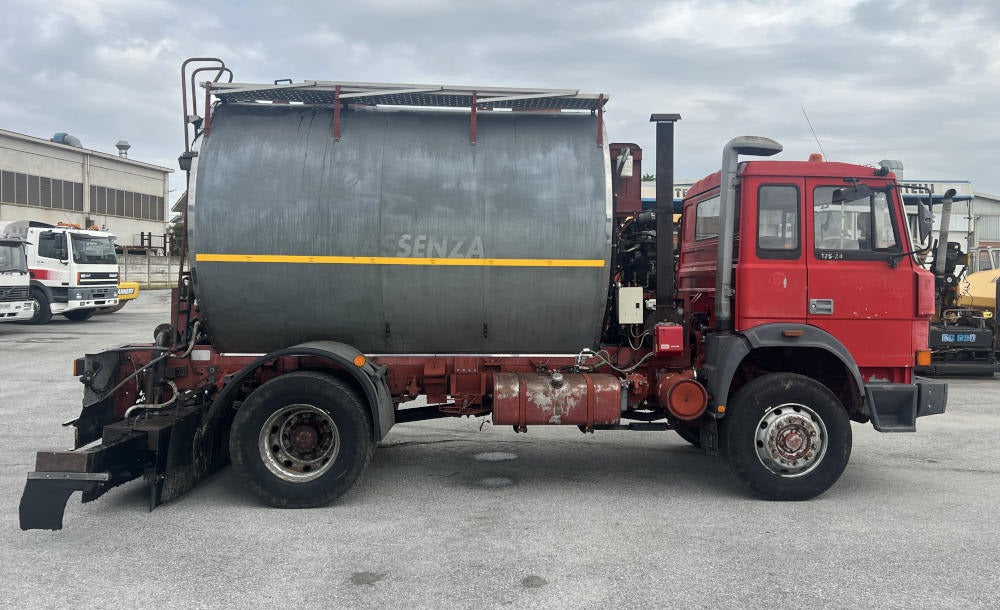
(2, 0, 997, 198)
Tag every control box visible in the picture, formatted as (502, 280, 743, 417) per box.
(617, 287, 644, 325)
(654, 323, 684, 355)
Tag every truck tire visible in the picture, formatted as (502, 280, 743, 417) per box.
(674, 424, 701, 448)
(97, 301, 128, 314)
(26, 287, 52, 325)
(63, 308, 96, 321)
(720, 373, 851, 501)
(229, 371, 374, 508)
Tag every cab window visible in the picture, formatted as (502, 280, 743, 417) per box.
(757, 185, 799, 259)
(695, 195, 720, 240)
(37, 232, 67, 260)
(978, 249, 993, 271)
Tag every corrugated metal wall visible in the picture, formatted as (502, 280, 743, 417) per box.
(976, 216, 1000, 244)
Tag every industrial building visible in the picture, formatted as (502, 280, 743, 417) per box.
(0, 128, 172, 248)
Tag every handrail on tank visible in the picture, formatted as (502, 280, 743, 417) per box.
(191, 66, 233, 129)
(180, 58, 230, 153)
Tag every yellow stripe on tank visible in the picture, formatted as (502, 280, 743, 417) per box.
(195, 253, 606, 268)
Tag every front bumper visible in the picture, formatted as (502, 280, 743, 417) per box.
(865, 377, 948, 432)
(0, 300, 34, 321)
(67, 285, 119, 309)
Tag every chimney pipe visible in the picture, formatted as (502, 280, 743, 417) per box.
(933, 188, 958, 277)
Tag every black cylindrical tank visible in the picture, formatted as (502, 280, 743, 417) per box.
(190, 104, 611, 354)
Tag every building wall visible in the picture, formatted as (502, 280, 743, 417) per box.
(119, 254, 182, 289)
(0, 129, 172, 248)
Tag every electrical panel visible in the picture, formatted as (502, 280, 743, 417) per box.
(617, 287, 644, 325)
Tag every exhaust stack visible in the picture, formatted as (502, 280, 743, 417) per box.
(650, 113, 681, 322)
(715, 136, 783, 332)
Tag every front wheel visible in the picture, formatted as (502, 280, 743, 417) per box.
(721, 373, 851, 500)
(97, 301, 127, 314)
(229, 371, 374, 508)
(63, 308, 96, 321)
(26, 288, 52, 325)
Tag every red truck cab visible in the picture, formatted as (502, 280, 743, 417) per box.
(682, 160, 934, 383)
(679, 153, 939, 432)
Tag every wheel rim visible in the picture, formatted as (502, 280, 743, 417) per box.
(258, 404, 340, 482)
(754, 402, 828, 477)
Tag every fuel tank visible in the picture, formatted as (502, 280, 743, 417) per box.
(190, 104, 611, 353)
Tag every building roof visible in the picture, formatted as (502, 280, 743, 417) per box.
(171, 191, 188, 214)
(0, 127, 173, 174)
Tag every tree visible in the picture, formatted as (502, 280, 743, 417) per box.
(641, 173, 655, 182)
(167, 216, 185, 256)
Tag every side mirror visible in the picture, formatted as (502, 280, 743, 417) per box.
(916, 200, 933, 243)
(831, 184, 873, 204)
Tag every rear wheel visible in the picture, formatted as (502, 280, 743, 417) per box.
(229, 371, 374, 508)
(721, 373, 851, 500)
(63, 308, 96, 321)
(26, 288, 51, 325)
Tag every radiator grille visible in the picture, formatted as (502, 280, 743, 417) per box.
(0, 285, 29, 301)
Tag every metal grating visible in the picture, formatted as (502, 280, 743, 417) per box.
(208, 81, 608, 112)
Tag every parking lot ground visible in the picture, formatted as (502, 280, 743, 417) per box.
(2, 290, 999, 608)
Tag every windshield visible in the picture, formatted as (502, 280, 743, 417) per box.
(0, 243, 28, 273)
(70, 235, 118, 265)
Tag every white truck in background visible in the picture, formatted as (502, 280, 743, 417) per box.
(0, 235, 34, 322)
(0, 221, 119, 324)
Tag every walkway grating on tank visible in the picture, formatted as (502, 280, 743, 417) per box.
(208, 81, 607, 111)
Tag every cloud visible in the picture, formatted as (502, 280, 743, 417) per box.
(0, 0, 996, 195)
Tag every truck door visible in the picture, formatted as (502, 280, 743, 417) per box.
(31, 231, 68, 292)
(805, 182, 914, 374)
(735, 179, 807, 327)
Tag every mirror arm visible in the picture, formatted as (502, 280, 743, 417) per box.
(887, 244, 933, 269)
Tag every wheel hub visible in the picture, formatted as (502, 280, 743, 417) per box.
(754, 403, 828, 477)
(258, 404, 340, 482)
(290, 425, 319, 453)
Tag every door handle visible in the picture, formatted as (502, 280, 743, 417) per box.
(809, 299, 834, 315)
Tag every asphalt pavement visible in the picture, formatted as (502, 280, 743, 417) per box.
(1, 290, 998, 608)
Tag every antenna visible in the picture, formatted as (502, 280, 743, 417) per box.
(800, 104, 827, 159)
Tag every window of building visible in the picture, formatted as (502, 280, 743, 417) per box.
(3, 166, 161, 221)
(28, 176, 39, 206)
(40, 177, 51, 207)
(51, 179, 63, 209)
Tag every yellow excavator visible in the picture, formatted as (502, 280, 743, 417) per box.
(958, 268, 999, 310)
